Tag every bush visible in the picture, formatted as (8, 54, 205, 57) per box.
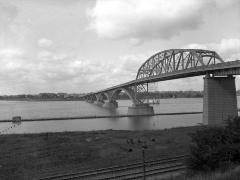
(187, 117, 240, 172)
(226, 116, 240, 133)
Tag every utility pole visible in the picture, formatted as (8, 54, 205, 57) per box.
(142, 146, 146, 180)
(147, 83, 149, 104)
(127, 138, 156, 180)
(142, 142, 147, 180)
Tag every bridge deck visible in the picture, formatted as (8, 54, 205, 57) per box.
(92, 60, 240, 94)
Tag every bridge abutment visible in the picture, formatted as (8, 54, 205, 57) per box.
(127, 104, 154, 116)
(203, 75, 238, 126)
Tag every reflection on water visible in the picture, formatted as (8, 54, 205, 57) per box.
(128, 116, 154, 130)
(0, 97, 238, 134)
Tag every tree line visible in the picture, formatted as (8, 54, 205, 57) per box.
(1, 90, 240, 101)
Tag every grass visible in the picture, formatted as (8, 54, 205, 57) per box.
(163, 166, 240, 180)
(0, 126, 200, 179)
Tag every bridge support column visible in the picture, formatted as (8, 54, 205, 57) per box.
(103, 101, 118, 108)
(203, 75, 238, 126)
(128, 104, 154, 116)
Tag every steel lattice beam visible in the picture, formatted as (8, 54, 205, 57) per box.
(136, 49, 223, 80)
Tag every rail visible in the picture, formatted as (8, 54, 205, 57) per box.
(38, 154, 188, 180)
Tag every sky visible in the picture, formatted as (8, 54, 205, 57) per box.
(0, 0, 240, 95)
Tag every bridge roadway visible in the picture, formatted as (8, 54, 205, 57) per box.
(92, 60, 240, 94)
(84, 49, 240, 126)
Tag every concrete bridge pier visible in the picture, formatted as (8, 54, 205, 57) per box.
(203, 75, 238, 126)
(127, 104, 154, 116)
(103, 101, 118, 108)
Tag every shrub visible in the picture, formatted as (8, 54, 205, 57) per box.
(226, 116, 240, 133)
(187, 117, 240, 172)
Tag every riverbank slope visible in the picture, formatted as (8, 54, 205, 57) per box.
(0, 126, 200, 179)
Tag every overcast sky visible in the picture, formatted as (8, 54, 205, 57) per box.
(0, 0, 240, 95)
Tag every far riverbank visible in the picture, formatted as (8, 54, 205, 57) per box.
(0, 90, 205, 101)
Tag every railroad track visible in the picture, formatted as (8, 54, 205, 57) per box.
(38, 155, 188, 180)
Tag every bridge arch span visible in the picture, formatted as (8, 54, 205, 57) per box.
(85, 93, 97, 103)
(103, 92, 111, 102)
(95, 93, 110, 103)
(110, 87, 140, 105)
(136, 49, 224, 80)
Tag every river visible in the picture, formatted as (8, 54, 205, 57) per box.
(0, 97, 238, 134)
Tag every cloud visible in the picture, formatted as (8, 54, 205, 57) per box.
(0, 48, 23, 58)
(87, 0, 214, 42)
(0, 0, 239, 94)
(0, 46, 118, 93)
(87, 0, 240, 44)
(214, 0, 240, 10)
(0, 2, 18, 46)
(184, 38, 240, 61)
(38, 38, 53, 48)
(0, 2, 18, 25)
(1, 38, 239, 94)
(0, 1, 32, 51)
(0, 48, 27, 73)
(0, 48, 37, 95)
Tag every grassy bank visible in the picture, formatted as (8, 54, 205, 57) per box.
(164, 166, 240, 180)
(0, 126, 200, 179)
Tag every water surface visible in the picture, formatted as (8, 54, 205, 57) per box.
(0, 97, 236, 134)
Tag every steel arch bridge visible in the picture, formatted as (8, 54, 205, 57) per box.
(84, 49, 240, 103)
(135, 49, 224, 102)
(136, 49, 223, 79)
(83, 49, 240, 125)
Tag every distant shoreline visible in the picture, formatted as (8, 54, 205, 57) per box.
(0, 91, 239, 101)
(0, 98, 84, 101)
(0, 96, 204, 101)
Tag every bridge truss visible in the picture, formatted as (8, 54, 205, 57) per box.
(136, 49, 223, 79)
(135, 49, 224, 103)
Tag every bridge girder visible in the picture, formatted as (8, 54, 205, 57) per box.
(136, 49, 223, 80)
